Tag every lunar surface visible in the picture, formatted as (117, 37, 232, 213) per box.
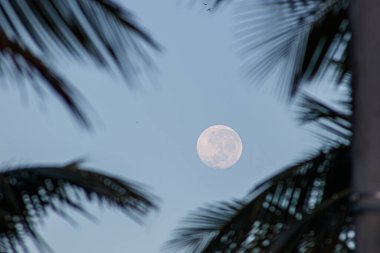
(196, 125, 243, 169)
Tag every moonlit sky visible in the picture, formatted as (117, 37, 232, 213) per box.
(0, 0, 326, 252)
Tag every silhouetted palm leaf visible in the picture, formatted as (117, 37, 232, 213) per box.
(0, 0, 160, 126)
(206, 0, 350, 97)
(166, 146, 352, 252)
(165, 200, 244, 252)
(1, 0, 159, 73)
(0, 161, 157, 253)
(0, 30, 90, 127)
(297, 93, 351, 145)
(267, 190, 354, 253)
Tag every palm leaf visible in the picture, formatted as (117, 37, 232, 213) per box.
(0, 0, 160, 126)
(164, 200, 244, 253)
(204, 0, 350, 97)
(297, 93, 352, 145)
(1, 0, 160, 72)
(0, 161, 157, 253)
(166, 146, 351, 252)
(0, 30, 90, 127)
(268, 190, 354, 253)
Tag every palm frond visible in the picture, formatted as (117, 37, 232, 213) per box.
(267, 190, 354, 253)
(199, 0, 351, 96)
(227, 0, 350, 97)
(167, 146, 351, 252)
(164, 200, 244, 253)
(1, 0, 160, 75)
(0, 30, 90, 127)
(297, 93, 352, 145)
(0, 161, 158, 253)
(0, 0, 160, 126)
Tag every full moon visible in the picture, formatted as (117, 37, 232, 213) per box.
(196, 125, 243, 169)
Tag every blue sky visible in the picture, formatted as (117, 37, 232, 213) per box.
(0, 0, 322, 252)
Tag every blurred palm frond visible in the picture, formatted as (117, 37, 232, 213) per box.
(0, 0, 160, 126)
(167, 146, 352, 252)
(1, 0, 160, 72)
(0, 30, 90, 127)
(297, 93, 352, 146)
(0, 161, 157, 253)
(207, 0, 351, 97)
(164, 200, 244, 252)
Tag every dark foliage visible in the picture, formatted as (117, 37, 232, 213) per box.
(297, 93, 351, 145)
(212, 0, 351, 97)
(0, 161, 157, 253)
(166, 145, 353, 253)
(0, 30, 90, 127)
(165, 200, 244, 252)
(0, 0, 160, 127)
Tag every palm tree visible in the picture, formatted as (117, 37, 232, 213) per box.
(167, 0, 378, 252)
(0, 1, 160, 252)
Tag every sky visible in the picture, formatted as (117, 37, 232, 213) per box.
(0, 0, 323, 252)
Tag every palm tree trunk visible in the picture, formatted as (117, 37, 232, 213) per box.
(350, 1, 380, 252)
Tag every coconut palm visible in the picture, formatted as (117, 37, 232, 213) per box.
(0, 1, 160, 252)
(167, 0, 377, 252)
